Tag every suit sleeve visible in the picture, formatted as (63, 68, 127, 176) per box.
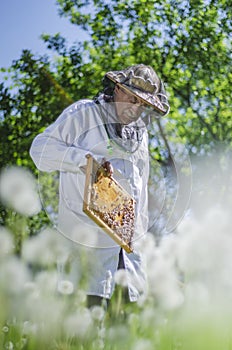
(30, 101, 95, 173)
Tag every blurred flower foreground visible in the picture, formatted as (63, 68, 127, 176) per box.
(1, 159, 232, 350)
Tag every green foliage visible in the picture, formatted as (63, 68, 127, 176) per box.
(0, 0, 231, 230)
(0, 4, 231, 348)
(48, 0, 232, 154)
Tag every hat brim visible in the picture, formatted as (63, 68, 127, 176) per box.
(106, 73, 168, 116)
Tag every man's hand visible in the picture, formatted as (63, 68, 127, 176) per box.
(101, 159, 114, 177)
(95, 158, 114, 181)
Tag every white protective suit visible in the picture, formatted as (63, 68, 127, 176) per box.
(30, 96, 149, 301)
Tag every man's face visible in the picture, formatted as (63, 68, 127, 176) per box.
(114, 85, 147, 125)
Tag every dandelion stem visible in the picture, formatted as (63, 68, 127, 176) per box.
(115, 287, 122, 318)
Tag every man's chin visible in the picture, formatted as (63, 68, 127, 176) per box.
(118, 114, 135, 125)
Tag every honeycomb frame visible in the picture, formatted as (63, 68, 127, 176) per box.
(83, 154, 135, 253)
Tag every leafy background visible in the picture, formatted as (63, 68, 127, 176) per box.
(1, 0, 231, 235)
(0, 1, 232, 348)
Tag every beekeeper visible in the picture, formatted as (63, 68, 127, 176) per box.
(30, 64, 169, 306)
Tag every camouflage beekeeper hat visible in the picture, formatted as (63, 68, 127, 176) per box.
(105, 64, 170, 116)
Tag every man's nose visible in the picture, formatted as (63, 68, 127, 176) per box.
(124, 105, 141, 121)
(128, 103, 140, 113)
(131, 105, 143, 119)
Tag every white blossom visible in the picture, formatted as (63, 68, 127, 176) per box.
(114, 269, 128, 287)
(24, 292, 64, 328)
(35, 270, 58, 295)
(0, 256, 30, 295)
(4, 341, 14, 350)
(134, 232, 156, 261)
(133, 339, 153, 350)
(143, 234, 184, 310)
(57, 280, 74, 295)
(22, 321, 38, 335)
(140, 307, 157, 329)
(23, 281, 40, 300)
(91, 305, 105, 321)
(70, 225, 98, 247)
(147, 251, 184, 310)
(158, 233, 179, 265)
(173, 201, 232, 311)
(107, 325, 129, 344)
(22, 228, 70, 267)
(0, 166, 41, 216)
(177, 208, 232, 289)
(63, 308, 93, 339)
(184, 281, 210, 307)
(2, 326, 9, 333)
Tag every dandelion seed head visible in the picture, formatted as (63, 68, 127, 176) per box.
(0, 166, 41, 216)
(22, 321, 38, 335)
(158, 234, 178, 264)
(23, 281, 37, 292)
(98, 325, 106, 339)
(133, 339, 153, 350)
(114, 269, 128, 287)
(159, 285, 184, 310)
(144, 236, 184, 310)
(11, 190, 41, 217)
(2, 326, 9, 333)
(140, 307, 157, 328)
(70, 225, 98, 247)
(17, 338, 27, 349)
(107, 325, 129, 344)
(63, 308, 93, 339)
(177, 216, 198, 237)
(176, 208, 232, 281)
(4, 340, 14, 350)
(57, 280, 74, 295)
(22, 228, 69, 267)
(24, 294, 64, 329)
(0, 257, 30, 295)
(75, 289, 87, 304)
(148, 265, 184, 310)
(23, 281, 40, 300)
(134, 232, 156, 257)
(175, 187, 232, 307)
(185, 282, 210, 307)
(35, 270, 58, 295)
(91, 305, 105, 321)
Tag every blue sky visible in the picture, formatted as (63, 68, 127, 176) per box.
(0, 0, 86, 68)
